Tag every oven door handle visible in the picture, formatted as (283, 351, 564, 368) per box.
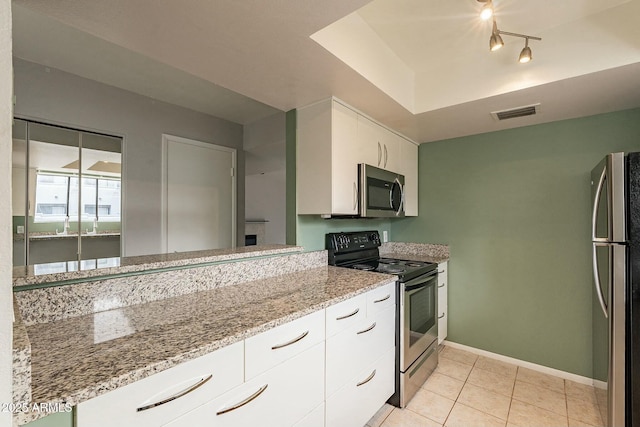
(403, 271, 438, 291)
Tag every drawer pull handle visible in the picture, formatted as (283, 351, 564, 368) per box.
(216, 384, 268, 415)
(336, 307, 359, 320)
(136, 374, 212, 412)
(438, 313, 445, 319)
(357, 322, 376, 335)
(374, 294, 390, 303)
(271, 331, 309, 350)
(357, 370, 376, 387)
(438, 284, 445, 288)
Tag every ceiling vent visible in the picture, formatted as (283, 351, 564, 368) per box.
(491, 103, 541, 121)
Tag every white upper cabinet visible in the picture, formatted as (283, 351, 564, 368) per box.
(356, 115, 399, 173)
(297, 99, 359, 216)
(297, 97, 418, 217)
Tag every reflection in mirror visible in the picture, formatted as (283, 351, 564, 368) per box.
(12, 119, 122, 266)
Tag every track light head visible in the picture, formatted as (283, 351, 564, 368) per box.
(489, 20, 503, 51)
(490, 33, 504, 51)
(519, 38, 532, 63)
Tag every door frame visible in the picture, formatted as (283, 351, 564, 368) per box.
(161, 134, 237, 253)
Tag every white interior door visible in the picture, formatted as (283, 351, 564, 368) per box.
(163, 135, 236, 253)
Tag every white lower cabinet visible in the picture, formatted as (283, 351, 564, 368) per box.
(326, 283, 396, 427)
(326, 306, 395, 397)
(76, 341, 244, 427)
(77, 283, 397, 427)
(437, 261, 448, 344)
(164, 342, 325, 427)
(326, 347, 395, 427)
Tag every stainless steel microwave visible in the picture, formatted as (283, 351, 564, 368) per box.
(359, 163, 405, 218)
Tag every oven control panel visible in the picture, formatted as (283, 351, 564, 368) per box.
(326, 231, 381, 253)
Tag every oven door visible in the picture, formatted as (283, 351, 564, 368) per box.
(400, 272, 438, 372)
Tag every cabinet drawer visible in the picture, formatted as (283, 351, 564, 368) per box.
(366, 282, 395, 316)
(245, 309, 324, 380)
(77, 341, 243, 427)
(326, 306, 395, 397)
(325, 293, 366, 338)
(326, 347, 395, 427)
(165, 343, 325, 427)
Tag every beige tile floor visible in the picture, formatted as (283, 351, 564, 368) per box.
(366, 345, 605, 427)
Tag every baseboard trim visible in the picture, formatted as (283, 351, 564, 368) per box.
(442, 340, 596, 387)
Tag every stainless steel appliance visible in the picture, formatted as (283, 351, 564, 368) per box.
(326, 231, 438, 408)
(358, 164, 405, 218)
(590, 152, 640, 426)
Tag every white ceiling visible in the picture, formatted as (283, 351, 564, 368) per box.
(11, 0, 640, 143)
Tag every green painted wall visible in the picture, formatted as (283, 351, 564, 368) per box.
(297, 216, 391, 251)
(391, 108, 640, 377)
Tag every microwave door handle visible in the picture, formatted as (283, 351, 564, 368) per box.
(592, 167, 607, 241)
(390, 178, 404, 215)
(353, 182, 358, 211)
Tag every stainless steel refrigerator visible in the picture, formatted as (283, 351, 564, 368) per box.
(591, 151, 640, 427)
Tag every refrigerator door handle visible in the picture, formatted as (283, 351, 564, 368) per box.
(592, 166, 607, 241)
(592, 242, 608, 318)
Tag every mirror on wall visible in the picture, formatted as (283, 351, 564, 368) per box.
(12, 119, 123, 268)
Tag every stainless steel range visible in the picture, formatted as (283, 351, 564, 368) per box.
(326, 231, 439, 407)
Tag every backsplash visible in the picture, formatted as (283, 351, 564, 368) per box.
(15, 250, 327, 325)
(380, 242, 449, 259)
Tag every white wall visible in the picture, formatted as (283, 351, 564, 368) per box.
(243, 113, 286, 244)
(0, 2, 12, 426)
(245, 170, 286, 244)
(13, 58, 245, 256)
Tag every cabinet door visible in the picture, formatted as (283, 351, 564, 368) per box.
(77, 342, 244, 427)
(437, 262, 448, 344)
(165, 343, 325, 427)
(326, 347, 395, 427)
(330, 101, 360, 215)
(380, 129, 400, 173)
(356, 115, 384, 168)
(400, 139, 419, 216)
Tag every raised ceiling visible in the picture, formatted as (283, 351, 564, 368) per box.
(11, 0, 640, 142)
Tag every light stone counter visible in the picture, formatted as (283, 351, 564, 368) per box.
(380, 242, 450, 264)
(13, 265, 395, 425)
(13, 244, 303, 288)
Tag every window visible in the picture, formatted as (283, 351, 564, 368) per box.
(34, 173, 121, 223)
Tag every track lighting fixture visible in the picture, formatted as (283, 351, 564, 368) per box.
(478, 0, 494, 21)
(481, 5, 542, 63)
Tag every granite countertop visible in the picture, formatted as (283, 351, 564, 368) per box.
(380, 242, 450, 264)
(15, 265, 394, 425)
(381, 251, 449, 264)
(13, 244, 303, 288)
